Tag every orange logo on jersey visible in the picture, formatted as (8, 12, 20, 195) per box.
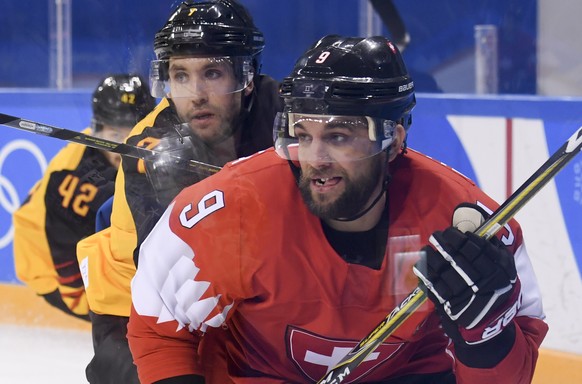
(58, 174, 99, 217)
(136, 137, 161, 174)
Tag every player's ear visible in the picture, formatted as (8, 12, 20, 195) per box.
(388, 124, 406, 162)
(244, 80, 254, 97)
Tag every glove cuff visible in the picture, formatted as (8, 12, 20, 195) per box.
(454, 322, 516, 368)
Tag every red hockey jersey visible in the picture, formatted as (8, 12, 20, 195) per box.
(128, 148, 547, 383)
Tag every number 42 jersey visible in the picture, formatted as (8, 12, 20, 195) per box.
(13, 130, 116, 318)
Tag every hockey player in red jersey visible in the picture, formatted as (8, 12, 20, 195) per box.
(128, 35, 548, 383)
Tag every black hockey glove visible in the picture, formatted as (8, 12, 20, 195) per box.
(144, 134, 213, 206)
(413, 203, 522, 346)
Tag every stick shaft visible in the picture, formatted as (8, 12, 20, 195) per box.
(0, 112, 221, 175)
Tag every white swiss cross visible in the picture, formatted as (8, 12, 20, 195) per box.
(304, 347, 380, 371)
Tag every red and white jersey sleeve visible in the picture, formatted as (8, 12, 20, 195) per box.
(128, 148, 548, 384)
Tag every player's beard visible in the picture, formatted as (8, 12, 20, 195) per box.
(188, 105, 240, 147)
(175, 92, 242, 147)
(298, 156, 385, 220)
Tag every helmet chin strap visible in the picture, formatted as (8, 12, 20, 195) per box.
(240, 86, 254, 119)
(333, 173, 391, 222)
(333, 149, 393, 222)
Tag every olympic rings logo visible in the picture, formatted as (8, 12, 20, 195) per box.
(0, 140, 48, 249)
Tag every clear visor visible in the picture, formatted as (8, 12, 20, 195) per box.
(273, 112, 396, 162)
(149, 56, 254, 98)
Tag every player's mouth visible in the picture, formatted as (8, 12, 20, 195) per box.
(191, 111, 214, 122)
(312, 176, 341, 191)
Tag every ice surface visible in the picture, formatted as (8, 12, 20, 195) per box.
(0, 324, 92, 383)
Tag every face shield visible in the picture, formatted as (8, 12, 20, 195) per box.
(149, 56, 254, 98)
(273, 112, 397, 163)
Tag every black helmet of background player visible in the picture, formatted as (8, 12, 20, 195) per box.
(150, 0, 265, 98)
(92, 74, 156, 132)
(274, 35, 416, 162)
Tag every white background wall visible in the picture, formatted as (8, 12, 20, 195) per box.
(538, 0, 582, 95)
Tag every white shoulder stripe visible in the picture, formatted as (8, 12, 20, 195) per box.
(514, 242, 545, 320)
(132, 203, 227, 332)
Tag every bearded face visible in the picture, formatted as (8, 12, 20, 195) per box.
(298, 153, 385, 220)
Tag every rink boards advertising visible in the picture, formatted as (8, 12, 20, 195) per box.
(0, 91, 581, 356)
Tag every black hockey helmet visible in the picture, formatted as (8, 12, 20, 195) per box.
(274, 35, 415, 161)
(92, 74, 156, 130)
(153, 0, 264, 62)
(150, 0, 264, 97)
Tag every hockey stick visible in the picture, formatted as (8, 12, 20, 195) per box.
(318, 125, 582, 384)
(370, 0, 410, 50)
(0, 112, 221, 175)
